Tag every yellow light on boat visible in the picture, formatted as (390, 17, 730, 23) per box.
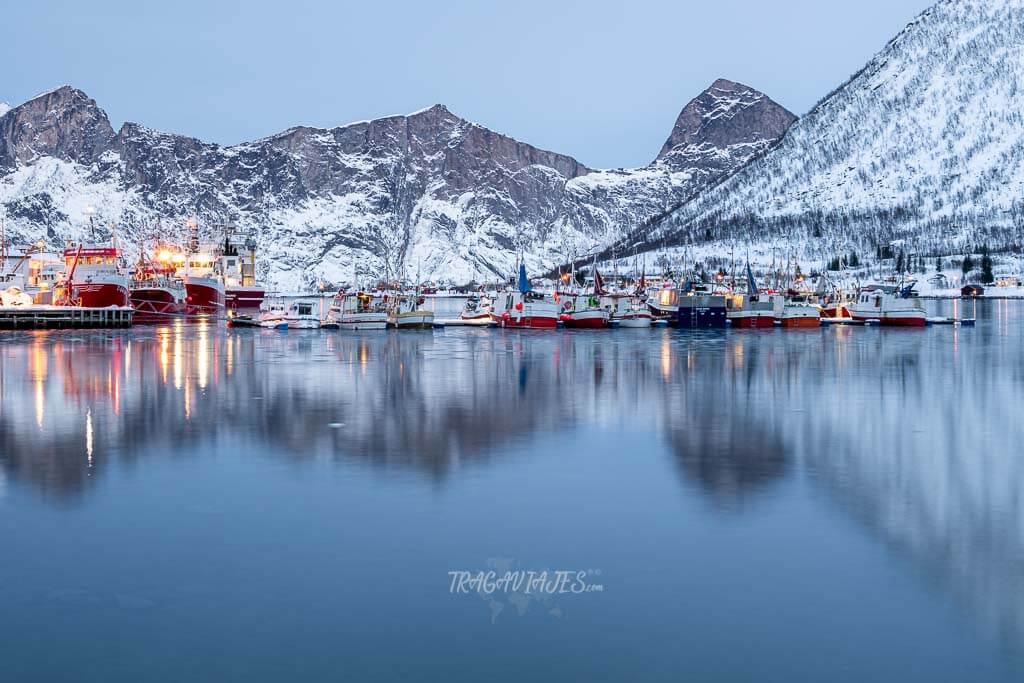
(172, 254, 186, 264)
(158, 250, 172, 261)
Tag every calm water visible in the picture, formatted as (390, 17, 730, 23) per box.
(1, 300, 1022, 682)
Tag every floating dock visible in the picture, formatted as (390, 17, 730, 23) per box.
(0, 306, 133, 329)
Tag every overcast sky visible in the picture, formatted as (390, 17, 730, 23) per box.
(1, 0, 933, 168)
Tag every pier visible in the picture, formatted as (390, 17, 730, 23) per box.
(0, 306, 134, 329)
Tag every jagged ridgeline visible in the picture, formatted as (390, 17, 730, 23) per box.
(0, 81, 793, 290)
(632, 0, 1024, 262)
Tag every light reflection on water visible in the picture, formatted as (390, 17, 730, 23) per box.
(0, 299, 1022, 681)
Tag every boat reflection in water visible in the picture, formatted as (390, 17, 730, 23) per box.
(0, 303, 1023, 673)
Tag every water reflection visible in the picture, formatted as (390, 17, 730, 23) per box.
(0, 305, 1023, 656)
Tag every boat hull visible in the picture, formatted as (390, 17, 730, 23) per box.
(285, 318, 321, 329)
(615, 313, 653, 328)
(850, 313, 927, 327)
(185, 278, 226, 317)
(130, 286, 187, 324)
(226, 285, 266, 314)
(562, 310, 609, 329)
(69, 279, 130, 309)
(391, 312, 435, 329)
(729, 312, 775, 328)
(496, 314, 558, 329)
(777, 315, 821, 328)
(677, 306, 727, 329)
(339, 313, 388, 330)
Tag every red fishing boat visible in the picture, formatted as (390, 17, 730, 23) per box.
(727, 264, 775, 328)
(491, 262, 559, 329)
(130, 249, 187, 323)
(58, 243, 130, 308)
(218, 231, 265, 316)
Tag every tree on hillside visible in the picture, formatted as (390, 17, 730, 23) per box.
(981, 245, 994, 284)
(962, 254, 975, 275)
(935, 256, 943, 272)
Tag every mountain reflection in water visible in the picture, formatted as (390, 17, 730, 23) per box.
(0, 302, 1022, 667)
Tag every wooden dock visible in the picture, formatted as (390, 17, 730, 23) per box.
(0, 306, 134, 329)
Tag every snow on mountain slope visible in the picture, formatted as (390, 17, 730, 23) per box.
(0, 83, 793, 290)
(641, 0, 1024, 264)
(0, 103, 9, 118)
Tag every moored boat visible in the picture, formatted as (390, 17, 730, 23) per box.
(458, 294, 495, 326)
(492, 263, 559, 329)
(677, 282, 727, 329)
(328, 291, 388, 330)
(58, 243, 131, 308)
(284, 300, 322, 329)
(727, 264, 775, 329)
(130, 250, 187, 324)
(773, 294, 821, 328)
(613, 295, 653, 328)
(130, 277, 187, 324)
(219, 231, 266, 316)
(258, 299, 289, 329)
(849, 282, 927, 326)
(386, 293, 435, 329)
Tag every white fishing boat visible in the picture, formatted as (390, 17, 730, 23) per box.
(607, 294, 652, 328)
(387, 293, 435, 329)
(328, 291, 388, 330)
(259, 298, 288, 329)
(849, 282, 927, 326)
(285, 300, 321, 329)
(772, 294, 821, 328)
(459, 295, 494, 326)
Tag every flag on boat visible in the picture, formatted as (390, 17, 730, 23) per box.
(593, 268, 606, 295)
(635, 268, 646, 296)
(518, 261, 531, 294)
(746, 262, 758, 294)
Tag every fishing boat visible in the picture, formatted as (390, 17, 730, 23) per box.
(647, 285, 679, 323)
(458, 294, 495, 326)
(727, 264, 775, 328)
(561, 297, 610, 328)
(849, 282, 927, 326)
(130, 275, 187, 324)
(561, 267, 612, 329)
(328, 291, 388, 330)
(677, 282, 727, 329)
(773, 293, 821, 328)
(258, 298, 289, 329)
(612, 295, 653, 328)
(493, 263, 559, 329)
(58, 242, 131, 308)
(129, 249, 187, 324)
(284, 300, 322, 329)
(218, 230, 266, 316)
(387, 293, 435, 329)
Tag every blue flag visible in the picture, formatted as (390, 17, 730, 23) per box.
(746, 263, 758, 294)
(518, 261, 531, 294)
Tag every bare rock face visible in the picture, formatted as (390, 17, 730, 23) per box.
(0, 86, 116, 170)
(0, 83, 794, 288)
(658, 79, 797, 166)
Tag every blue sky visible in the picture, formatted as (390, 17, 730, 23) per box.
(2, 0, 933, 168)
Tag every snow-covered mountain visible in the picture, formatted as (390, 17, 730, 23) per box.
(635, 0, 1024, 265)
(0, 82, 793, 289)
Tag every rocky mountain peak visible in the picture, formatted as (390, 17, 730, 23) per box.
(656, 79, 796, 165)
(0, 85, 116, 170)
